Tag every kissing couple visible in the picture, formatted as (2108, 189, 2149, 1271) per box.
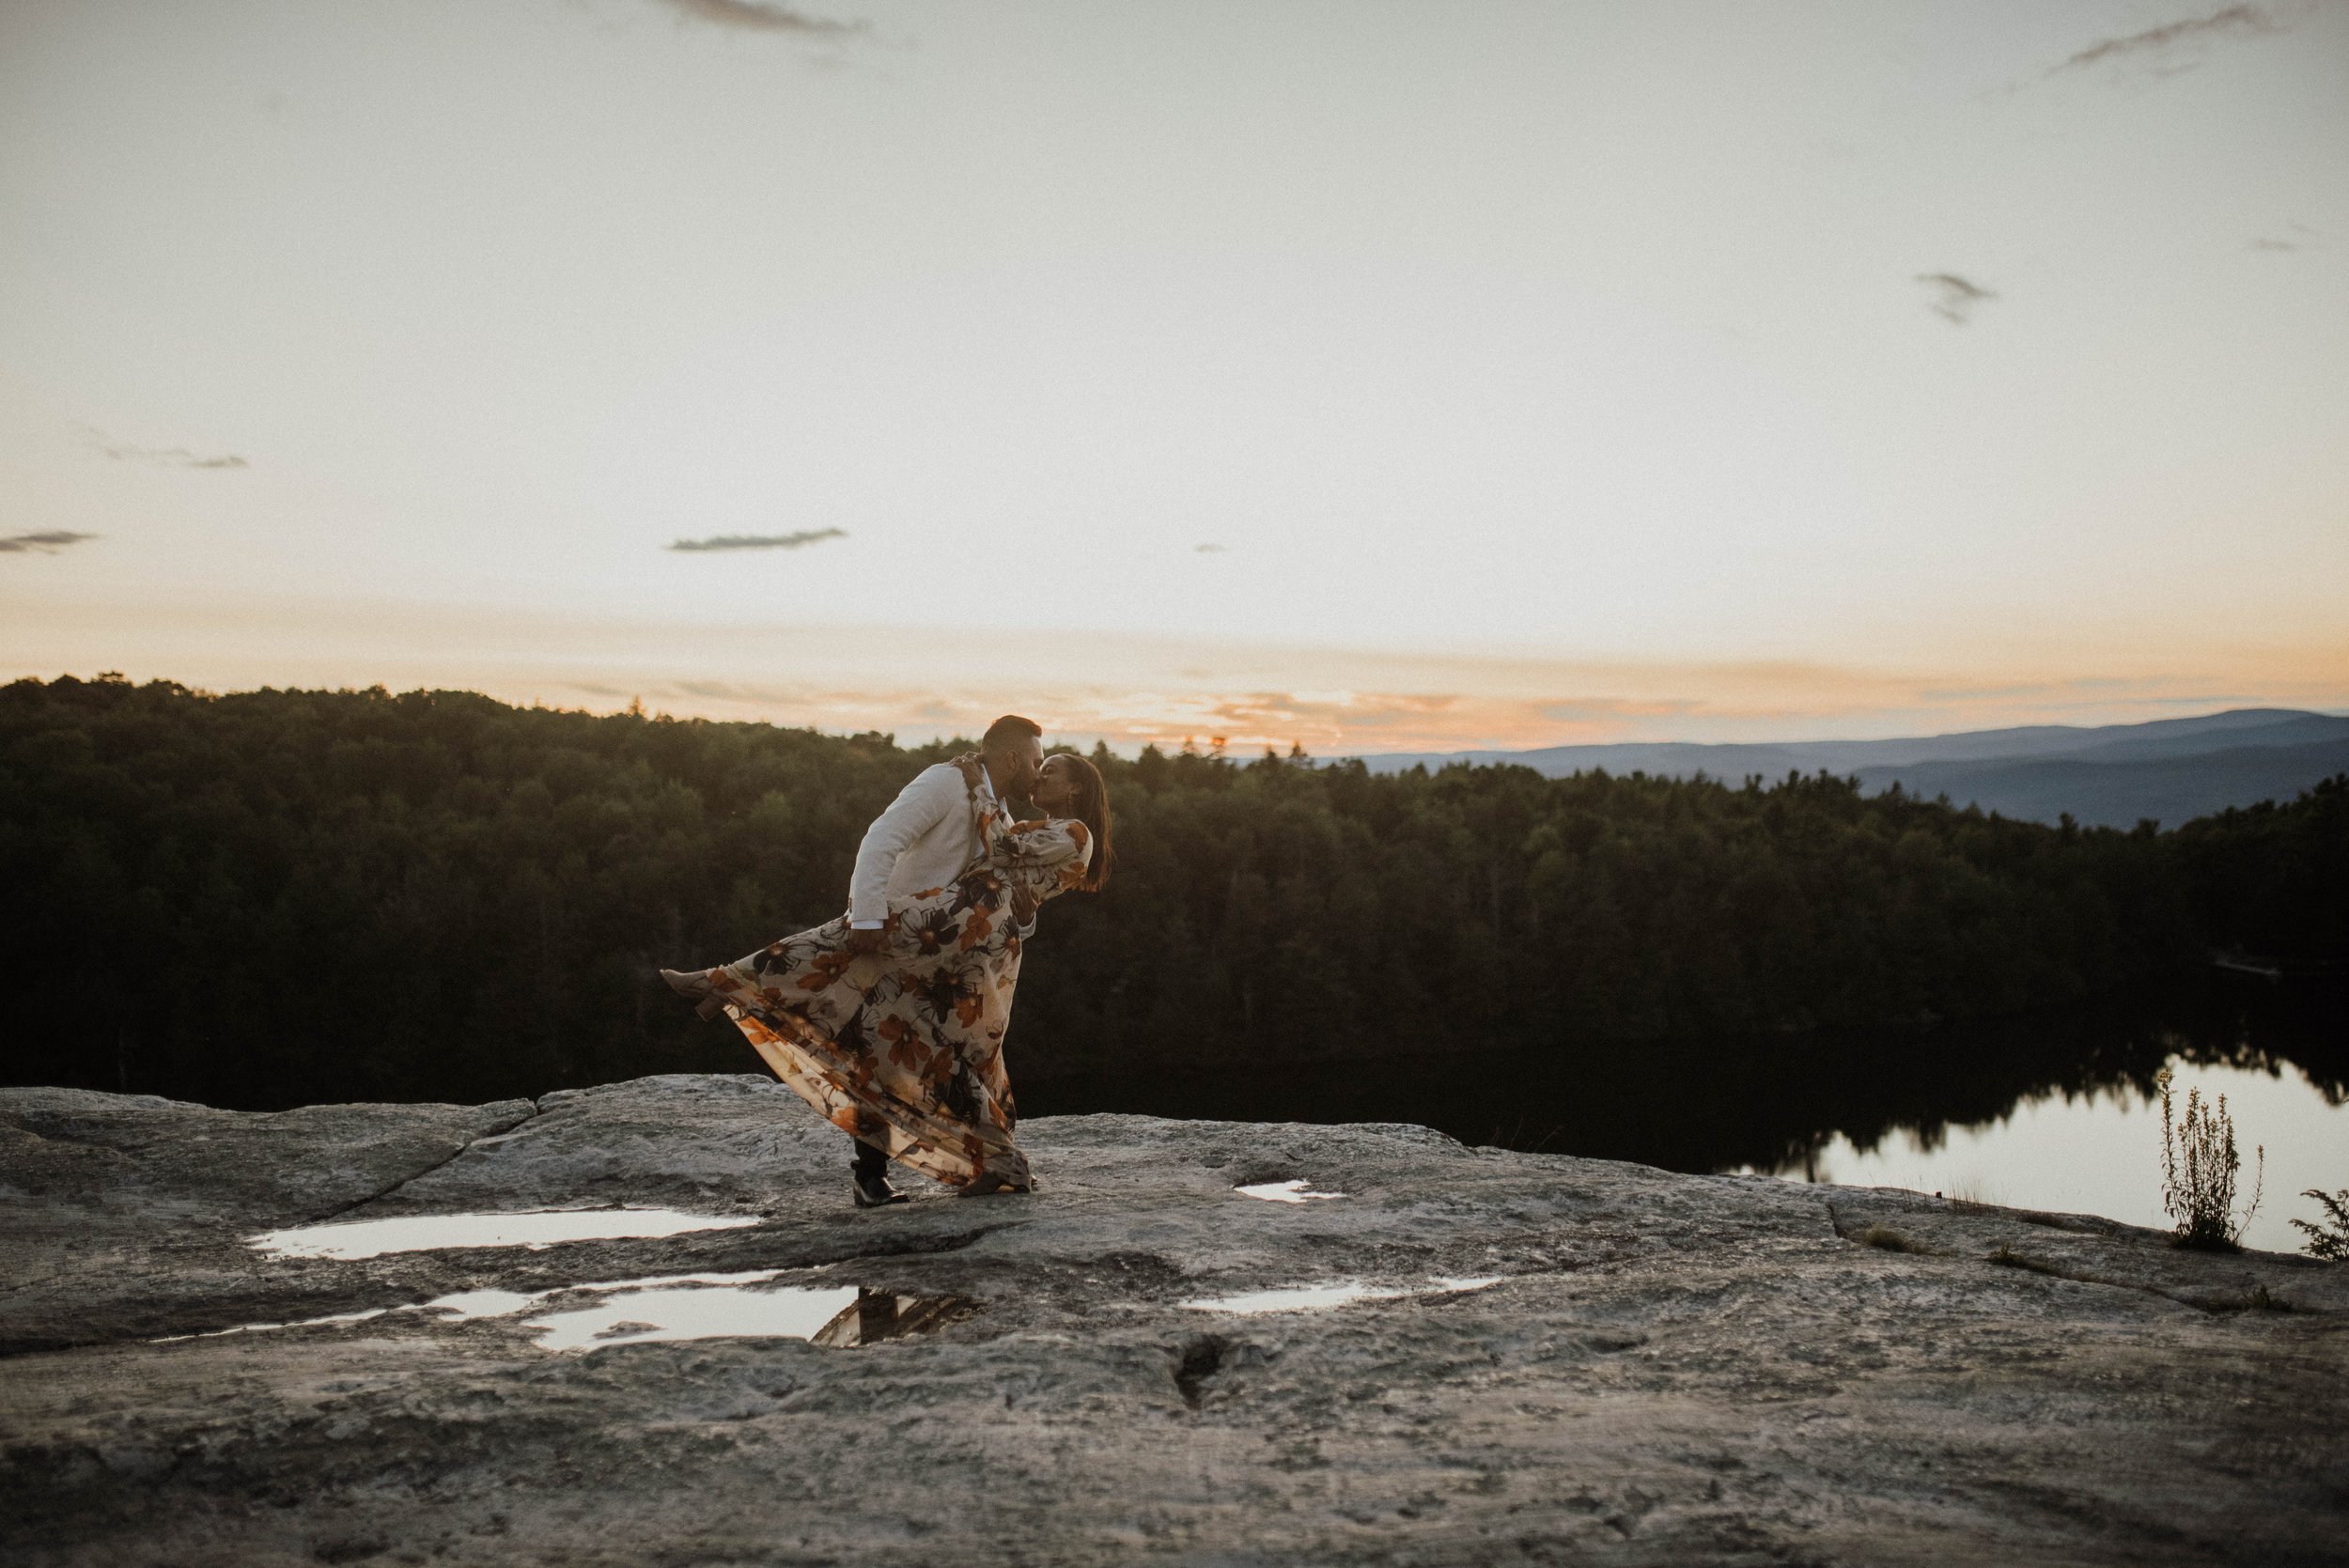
(661, 716, 1112, 1207)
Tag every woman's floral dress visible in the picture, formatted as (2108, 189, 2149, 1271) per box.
(697, 799, 1093, 1192)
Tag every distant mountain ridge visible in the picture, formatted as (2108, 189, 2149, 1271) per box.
(1351, 708, 2349, 830)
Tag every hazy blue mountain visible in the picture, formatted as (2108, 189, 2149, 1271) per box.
(2049, 712, 2349, 764)
(1351, 708, 2349, 829)
(1853, 737, 2349, 829)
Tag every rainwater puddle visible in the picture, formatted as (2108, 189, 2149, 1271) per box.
(1235, 1179, 1346, 1203)
(1179, 1276, 1502, 1315)
(157, 1270, 969, 1352)
(525, 1283, 861, 1351)
(526, 1283, 970, 1352)
(248, 1207, 761, 1259)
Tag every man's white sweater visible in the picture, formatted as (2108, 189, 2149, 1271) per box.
(846, 763, 994, 928)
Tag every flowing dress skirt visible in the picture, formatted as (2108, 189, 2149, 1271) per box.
(700, 869, 1032, 1191)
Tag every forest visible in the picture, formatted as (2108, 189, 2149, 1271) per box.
(3, 674, 2341, 1113)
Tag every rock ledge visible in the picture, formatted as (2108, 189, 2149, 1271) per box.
(3, 1075, 2342, 1566)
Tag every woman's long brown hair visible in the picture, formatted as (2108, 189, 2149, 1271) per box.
(1052, 753, 1113, 891)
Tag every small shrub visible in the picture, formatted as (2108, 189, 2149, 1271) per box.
(1857, 1225, 1921, 1252)
(2290, 1188, 2349, 1262)
(2156, 1067, 2263, 1251)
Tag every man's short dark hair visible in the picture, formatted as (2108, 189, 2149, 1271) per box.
(982, 714, 1043, 752)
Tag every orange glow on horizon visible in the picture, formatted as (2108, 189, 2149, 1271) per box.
(7, 589, 2345, 755)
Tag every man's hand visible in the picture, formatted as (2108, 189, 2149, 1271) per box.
(846, 926, 886, 955)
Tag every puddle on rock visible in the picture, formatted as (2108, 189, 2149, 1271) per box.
(414, 1288, 545, 1320)
(1235, 1179, 1346, 1203)
(810, 1288, 972, 1347)
(526, 1283, 862, 1351)
(415, 1267, 788, 1317)
(249, 1207, 762, 1260)
(159, 1269, 970, 1352)
(1179, 1276, 1502, 1315)
(531, 1283, 972, 1353)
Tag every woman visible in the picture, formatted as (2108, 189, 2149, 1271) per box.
(661, 752, 1112, 1203)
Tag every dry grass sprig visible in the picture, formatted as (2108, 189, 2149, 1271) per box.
(2157, 1067, 2263, 1251)
(2290, 1188, 2349, 1262)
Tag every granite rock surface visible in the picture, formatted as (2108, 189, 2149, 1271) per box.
(2, 1075, 2342, 1566)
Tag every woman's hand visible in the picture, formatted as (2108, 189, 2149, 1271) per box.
(950, 751, 985, 789)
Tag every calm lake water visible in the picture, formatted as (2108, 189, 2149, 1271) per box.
(1023, 974, 2347, 1256)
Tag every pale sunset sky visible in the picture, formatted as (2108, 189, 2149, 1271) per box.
(2, 0, 2344, 753)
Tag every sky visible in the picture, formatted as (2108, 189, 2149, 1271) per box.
(2, 0, 2344, 753)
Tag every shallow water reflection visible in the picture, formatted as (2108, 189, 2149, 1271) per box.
(1029, 974, 2346, 1253)
(165, 1270, 969, 1351)
(250, 1207, 761, 1259)
(1235, 1179, 1345, 1203)
(808, 1288, 973, 1347)
(526, 1282, 859, 1351)
(1747, 1054, 2348, 1254)
(1180, 1276, 1501, 1315)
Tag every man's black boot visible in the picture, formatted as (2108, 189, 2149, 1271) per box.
(850, 1142, 908, 1208)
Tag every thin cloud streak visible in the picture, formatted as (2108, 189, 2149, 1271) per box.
(0, 531, 100, 554)
(650, 0, 865, 35)
(2049, 4, 2276, 75)
(666, 528, 848, 552)
(1917, 272, 1997, 326)
(91, 438, 246, 470)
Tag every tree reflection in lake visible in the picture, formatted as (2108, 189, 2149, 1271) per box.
(1021, 973, 2345, 1249)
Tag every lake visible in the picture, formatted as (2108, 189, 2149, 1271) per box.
(1022, 973, 2347, 1256)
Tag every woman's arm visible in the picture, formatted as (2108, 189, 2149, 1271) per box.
(982, 816, 1089, 928)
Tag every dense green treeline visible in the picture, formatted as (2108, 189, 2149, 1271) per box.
(2, 675, 2336, 1110)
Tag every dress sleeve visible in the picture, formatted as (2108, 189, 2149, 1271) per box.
(981, 813, 1092, 882)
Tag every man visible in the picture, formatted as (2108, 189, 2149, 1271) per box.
(838, 714, 1043, 1204)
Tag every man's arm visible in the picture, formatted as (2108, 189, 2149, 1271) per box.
(848, 765, 964, 931)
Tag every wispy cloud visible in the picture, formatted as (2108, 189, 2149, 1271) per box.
(1195, 543, 1227, 554)
(1916, 272, 1997, 326)
(91, 436, 247, 469)
(650, 0, 865, 34)
(1539, 697, 1705, 724)
(666, 528, 848, 552)
(0, 530, 100, 554)
(2050, 4, 2277, 77)
(2250, 222, 2320, 253)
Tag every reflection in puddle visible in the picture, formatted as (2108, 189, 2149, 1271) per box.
(526, 1283, 860, 1351)
(531, 1283, 972, 1353)
(412, 1268, 784, 1324)
(416, 1288, 545, 1321)
(160, 1269, 969, 1352)
(247, 1202, 761, 1258)
(1180, 1276, 1502, 1315)
(810, 1288, 972, 1347)
(1235, 1179, 1346, 1203)
(249, 1207, 762, 1260)
(1743, 1055, 2349, 1255)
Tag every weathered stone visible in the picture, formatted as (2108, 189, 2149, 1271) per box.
(1, 1076, 2341, 1566)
